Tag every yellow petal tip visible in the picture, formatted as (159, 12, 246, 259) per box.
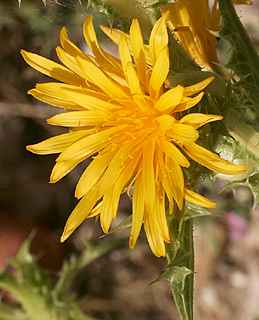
(129, 235, 137, 249)
(60, 226, 75, 242)
(60, 232, 69, 243)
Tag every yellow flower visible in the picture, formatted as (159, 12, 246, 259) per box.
(162, 0, 252, 72)
(21, 13, 245, 257)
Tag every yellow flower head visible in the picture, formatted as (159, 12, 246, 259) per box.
(21, 13, 245, 257)
(163, 0, 253, 72)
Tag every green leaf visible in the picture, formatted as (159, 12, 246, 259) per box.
(0, 234, 126, 320)
(54, 237, 127, 298)
(182, 201, 213, 222)
(139, 0, 175, 8)
(17, 0, 47, 6)
(0, 302, 29, 320)
(164, 197, 214, 320)
(165, 205, 197, 320)
(107, 215, 132, 234)
(221, 172, 259, 210)
(247, 173, 259, 209)
(160, 265, 193, 320)
(214, 135, 259, 181)
(218, 0, 259, 162)
(218, 0, 259, 105)
(88, 0, 155, 37)
(0, 236, 57, 320)
(214, 134, 259, 209)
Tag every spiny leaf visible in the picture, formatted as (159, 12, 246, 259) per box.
(166, 207, 195, 320)
(215, 135, 259, 181)
(18, 0, 47, 6)
(165, 197, 214, 319)
(0, 235, 119, 320)
(218, 0, 259, 104)
(107, 215, 132, 234)
(140, 0, 175, 9)
(88, 0, 155, 37)
(182, 202, 213, 221)
(160, 266, 193, 320)
(215, 135, 259, 209)
(54, 237, 127, 297)
(0, 301, 29, 320)
(221, 173, 259, 210)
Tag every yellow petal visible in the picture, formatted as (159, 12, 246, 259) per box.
(21, 50, 84, 86)
(183, 142, 246, 174)
(184, 188, 216, 208)
(101, 152, 141, 233)
(142, 140, 156, 213)
(26, 130, 90, 155)
(149, 47, 169, 99)
(56, 46, 93, 80)
(118, 34, 143, 97)
(83, 16, 122, 72)
(149, 11, 169, 65)
(158, 137, 190, 167)
(47, 111, 106, 127)
(60, 86, 120, 112)
(130, 174, 144, 249)
(165, 2, 215, 71)
(100, 187, 115, 233)
(183, 77, 215, 97)
(97, 139, 138, 197)
(28, 83, 84, 110)
(51, 126, 126, 182)
(155, 114, 175, 131)
(76, 56, 129, 100)
(173, 92, 204, 113)
(75, 148, 116, 199)
(50, 159, 81, 184)
(153, 185, 170, 242)
(154, 85, 184, 113)
(100, 25, 153, 66)
(155, 150, 174, 215)
(144, 211, 166, 257)
(57, 125, 126, 163)
(60, 27, 86, 58)
(129, 19, 149, 89)
(61, 188, 99, 242)
(167, 123, 199, 142)
(88, 202, 102, 218)
(166, 158, 184, 209)
(179, 113, 222, 129)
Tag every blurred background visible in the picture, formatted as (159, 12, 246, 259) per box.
(1, 1, 259, 319)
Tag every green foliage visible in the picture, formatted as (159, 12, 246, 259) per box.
(215, 135, 259, 209)
(162, 203, 212, 320)
(106, 215, 132, 234)
(215, 135, 259, 179)
(88, 0, 176, 38)
(219, 0, 259, 106)
(159, 265, 193, 320)
(88, 0, 154, 36)
(212, 0, 259, 213)
(87, 0, 122, 27)
(17, 0, 82, 6)
(0, 235, 126, 320)
(218, 0, 259, 151)
(0, 0, 88, 59)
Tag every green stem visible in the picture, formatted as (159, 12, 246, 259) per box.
(164, 209, 194, 320)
